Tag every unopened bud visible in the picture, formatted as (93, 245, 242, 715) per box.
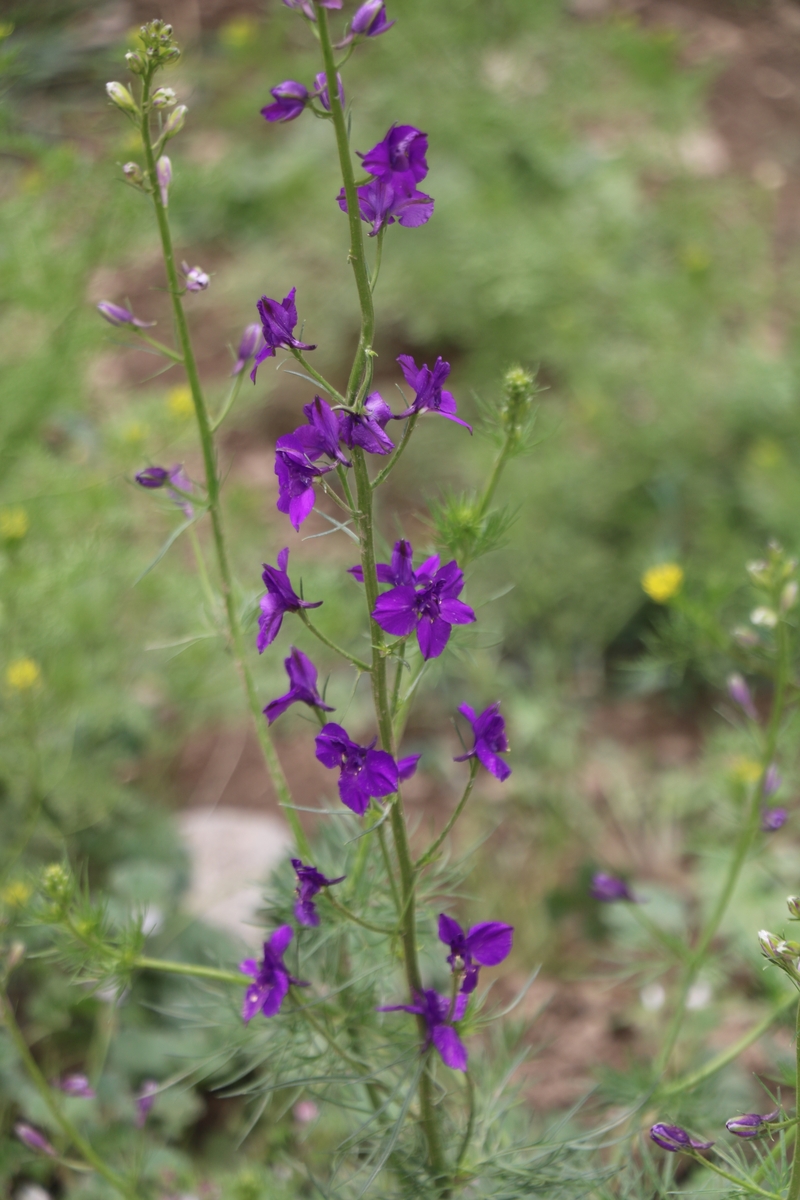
(106, 81, 138, 115)
(161, 104, 187, 140)
(122, 161, 144, 185)
(758, 929, 784, 963)
(751, 606, 778, 628)
(501, 365, 536, 434)
(41, 863, 71, 903)
(781, 581, 798, 612)
(727, 673, 757, 721)
(156, 155, 171, 207)
(151, 86, 176, 109)
(180, 261, 209, 292)
(125, 50, 145, 74)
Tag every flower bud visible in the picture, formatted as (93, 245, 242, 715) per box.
(41, 863, 71, 902)
(763, 764, 781, 797)
(97, 302, 155, 330)
(122, 161, 144, 185)
(501, 365, 536, 435)
(125, 50, 145, 74)
(650, 1123, 713, 1153)
(161, 104, 187, 141)
(57, 1073, 96, 1098)
(590, 872, 635, 902)
(15, 1123, 56, 1157)
(181, 261, 209, 292)
(726, 1110, 778, 1138)
(781, 581, 798, 611)
(758, 929, 795, 966)
(727, 673, 757, 720)
(156, 155, 171, 207)
(106, 81, 138, 115)
(787, 896, 800, 920)
(231, 323, 263, 375)
(762, 807, 788, 832)
(151, 86, 176, 108)
(732, 624, 759, 648)
(135, 466, 170, 489)
(751, 606, 778, 628)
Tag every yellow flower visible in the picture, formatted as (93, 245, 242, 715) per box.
(641, 563, 684, 604)
(121, 420, 149, 444)
(1, 881, 31, 908)
(219, 15, 258, 48)
(0, 506, 29, 540)
(167, 385, 194, 417)
(731, 757, 762, 785)
(6, 658, 40, 691)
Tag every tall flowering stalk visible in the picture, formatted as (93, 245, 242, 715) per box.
(7, 10, 536, 1196)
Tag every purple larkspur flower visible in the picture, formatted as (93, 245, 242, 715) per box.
(181, 261, 209, 292)
(291, 858, 345, 926)
(378, 989, 468, 1071)
(764, 764, 781, 797)
(349, 538, 440, 588)
(371, 559, 475, 660)
(156, 155, 171, 207)
(314, 723, 418, 815)
(239, 926, 307, 1021)
(394, 354, 471, 430)
(57, 1073, 96, 1098)
(437, 913, 513, 994)
(261, 80, 309, 123)
(135, 1080, 158, 1127)
(351, 0, 395, 37)
(454, 702, 511, 782)
(590, 872, 634, 902)
(338, 392, 394, 455)
(274, 434, 335, 530)
(290, 396, 351, 466)
(360, 124, 429, 191)
(263, 647, 334, 724)
(97, 301, 155, 329)
(649, 1123, 713, 1153)
(258, 548, 322, 651)
(727, 673, 757, 721)
(313, 71, 344, 112)
(232, 323, 263, 375)
(135, 466, 169, 488)
(251, 288, 316, 383)
(15, 1122, 57, 1156)
(135, 463, 194, 516)
(338, 178, 434, 237)
(726, 1110, 779, 1138)
(762, 807, 788, 832)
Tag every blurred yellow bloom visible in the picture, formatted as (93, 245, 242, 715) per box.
(731, 757, 762, 785)
(641, 563, 683, 603)
(122, 420, 149, 443)
(167, 385, 194, 417)
(0, 506, 29, 540)
(219, 15, 258, 48)
(1, 881, 31, 908)
(6, 658, 40, 691)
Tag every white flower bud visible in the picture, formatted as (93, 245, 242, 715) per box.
(151, 87, 177, 109)
(162, 104, 187, 140)
(750, 607, 778, 628)
(106, 81, 138, 115)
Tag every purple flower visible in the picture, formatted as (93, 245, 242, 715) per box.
(371, 559, 476, 660)
(57, 1073, 95, 1098)
(764, 764, 781, 797)
(762, 807, 788, 832)
(258, 548, 322, 651)
(274, 434, 335, 530)
(649, 1123, 713, 1153)
(378, 989, 468, 1071)
(590, 872, 635, 902)
(726, 1110, 779, 1138)
(283, 0, 341, 16)
(314, 722, 400, 815)
(263, 647, 335, 724)
(261, 80, 309, 123)
(349, 539, 440, 588)
(232, 323, 263, 375)
(338, 178, 434, 237)
(437, 913, 513, 994)
(291, 858, 345, 926)
(135, 466, 170, 488)
(290, 396, 351, 466)
(97, 301, 155, 329)
(360, 124, 429, 191)
(453, 703, 511, 782)
(135, 1080, 158, 1127)
(15, 1122, 57, 1156)
(351, 0, 395, 37)
(727, 672, 757, 721)
(313, 71, 344, 112)
(394, 354, 471, 431)
(338, 392, 395, 455)
(239, 926, 307, 1021)
(251, 289, 316, 383)
(156, 155, 171, 207)
(181, 261, 209, 292)
(135, 463, 194, 516)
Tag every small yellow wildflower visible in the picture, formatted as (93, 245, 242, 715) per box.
(0, 506, 29, 540)
(167, 385, 194, 417)
(6, 658, 40, 691)
(641, 563, 684, 604)
(219, 15, 258, 49)
(122, 420, 149, 444)
(1, 881, 32, 908)
(731, 757, 761, 786)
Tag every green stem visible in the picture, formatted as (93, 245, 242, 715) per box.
(210, 370, 245, 432)
(416, 761, 478, 870)
(136, 330, 184, 363)
(135, 956, 244, 986)
(390, 639, 407, 717)
(685, 1153, 782, 1200)
(455, 1070, 475, 1174)
(290, 348, 347, 406)
(0, 988, 138, 1200)
(628, 904, 692, 962)
(297, 608, 372, 673)
(187, 526, 218, 617)
(371, 413, 418, 490)
(140, 73, 311, 861)
(787, 997, 800, 1200)
(476, 434, 514, 520)
(326, 894, 397, 935)
(370, 226, 385, 292)
(659, 990, 796, 1097)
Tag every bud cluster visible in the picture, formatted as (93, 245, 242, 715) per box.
(499, 365, 537, 443)
(135, 20, 181, 71)
(758, 928, 800, 983)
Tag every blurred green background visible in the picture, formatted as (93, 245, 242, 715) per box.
(5, 0, 800, 1194)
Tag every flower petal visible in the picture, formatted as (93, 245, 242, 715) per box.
(432, 1024, 468, 1071)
